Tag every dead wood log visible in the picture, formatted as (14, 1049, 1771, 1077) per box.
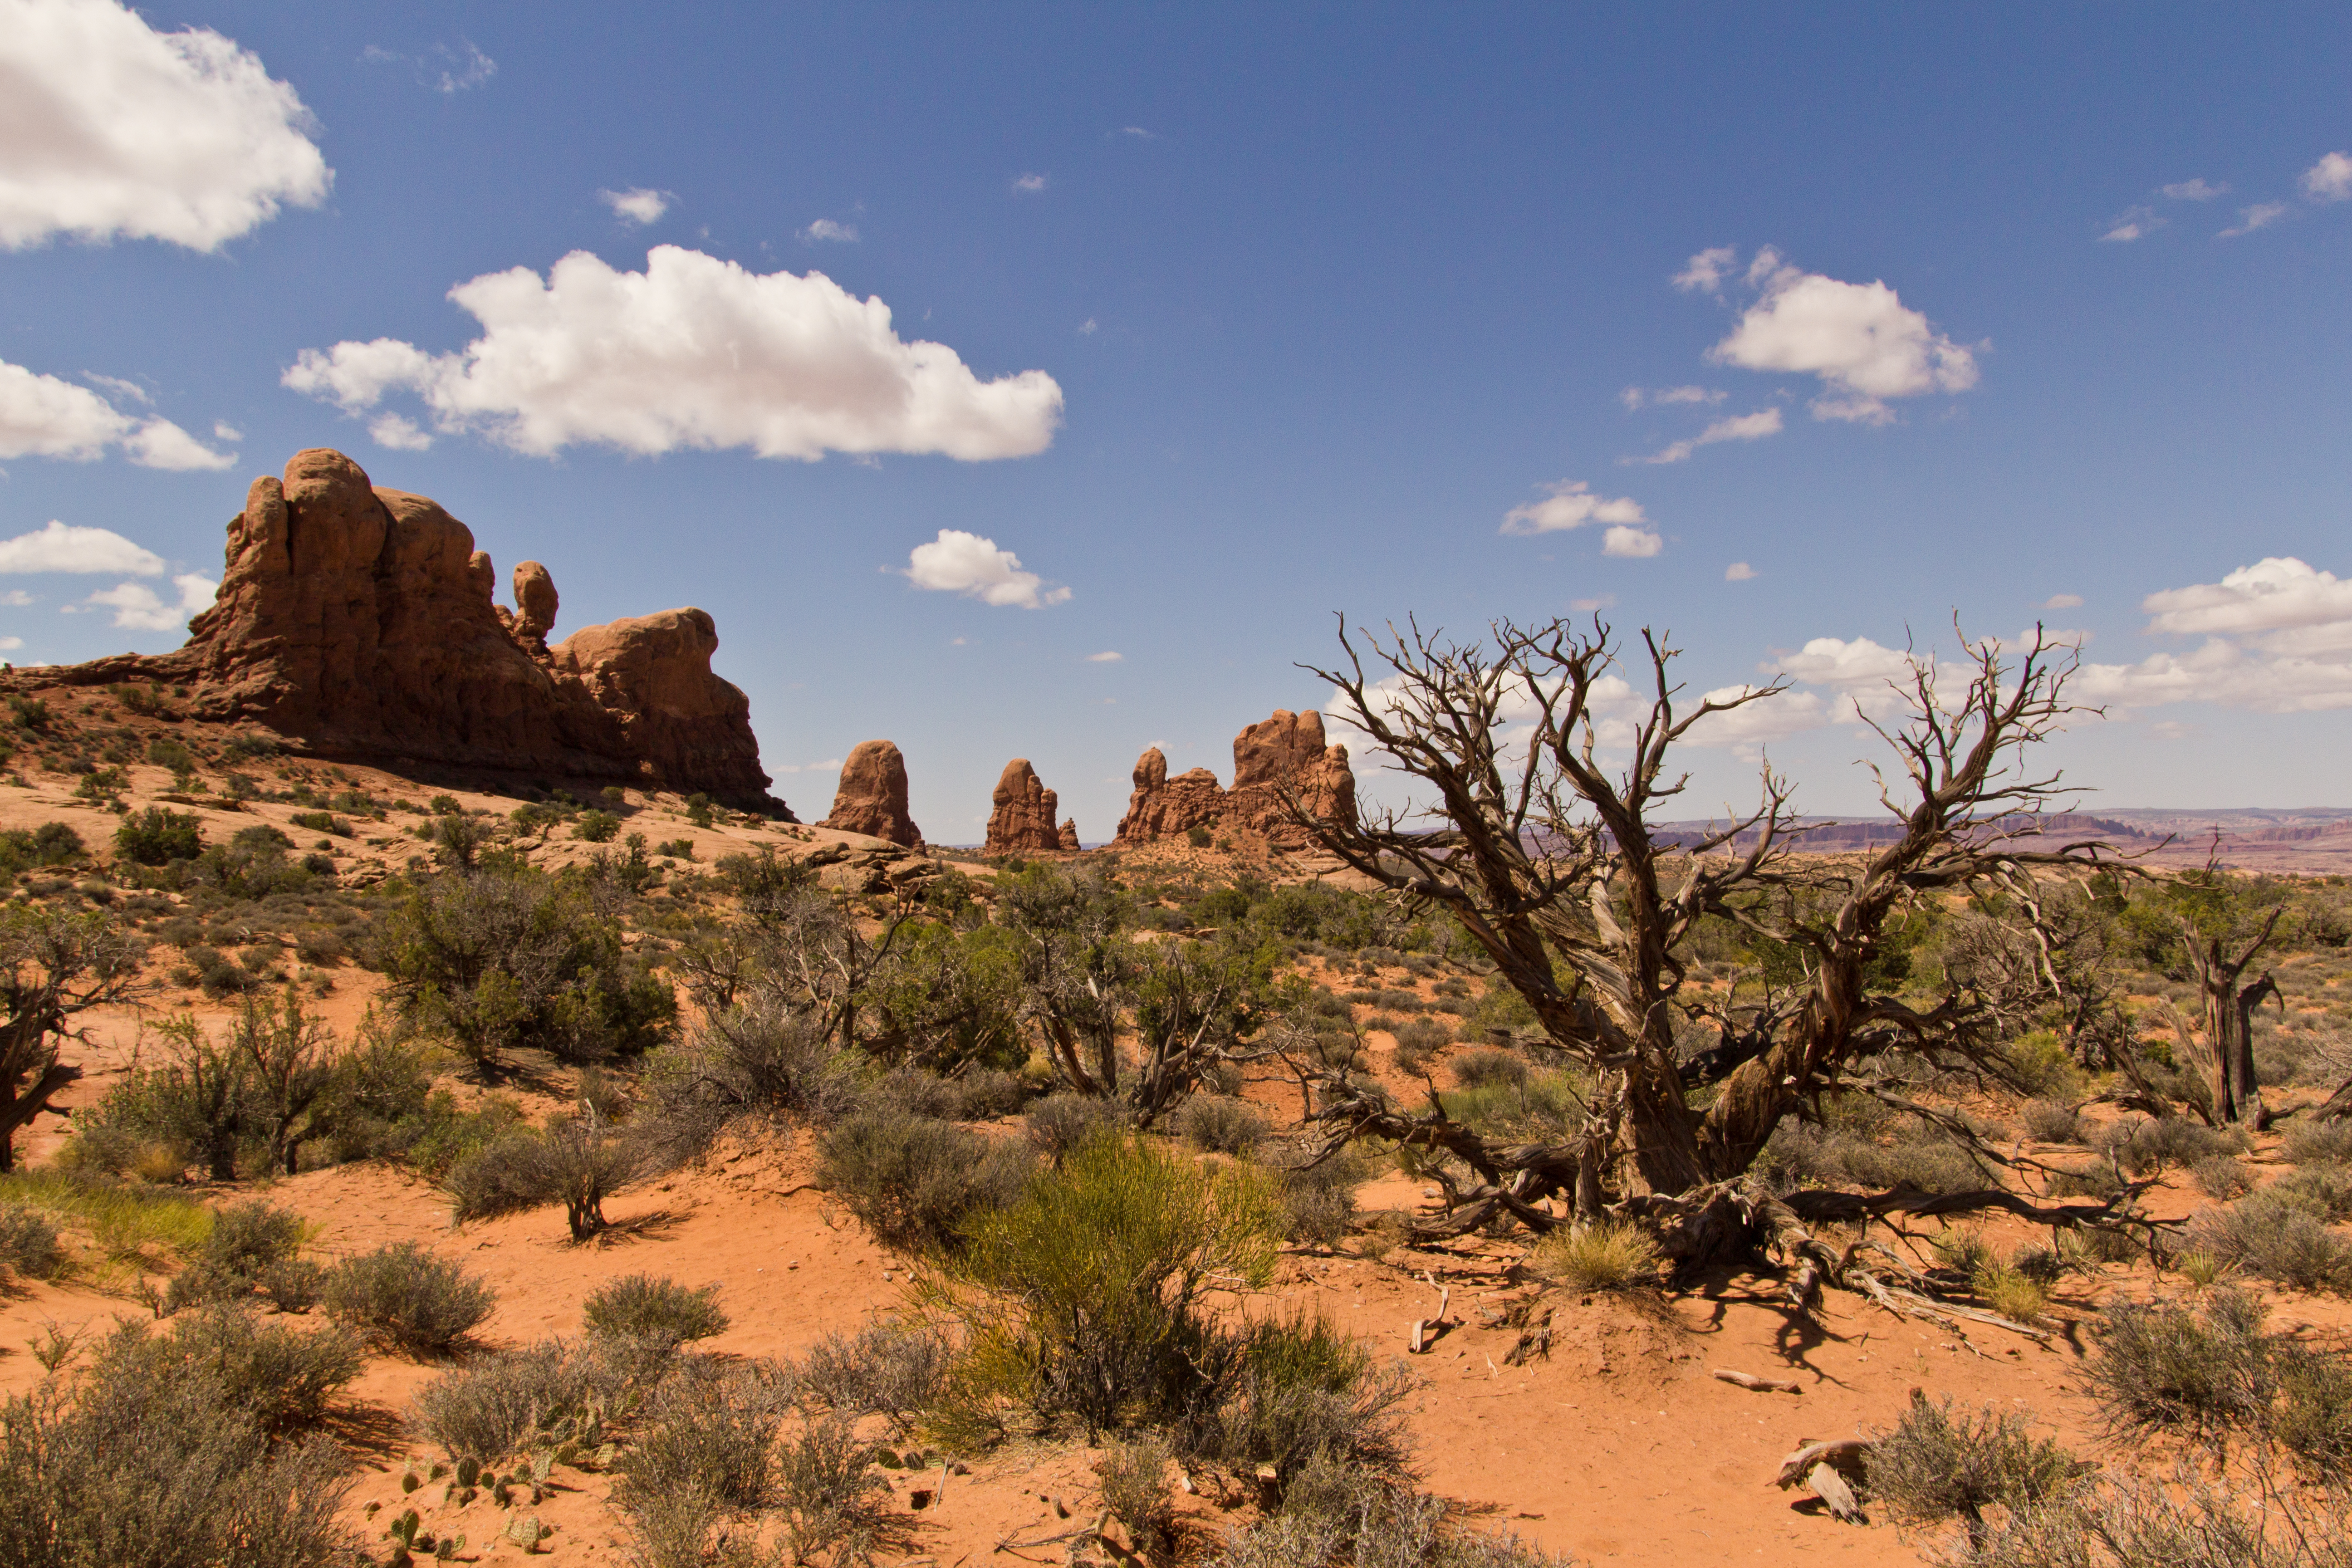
(1774, 1438, 1874, 1489)
(1713, 1368, 1801, 1394)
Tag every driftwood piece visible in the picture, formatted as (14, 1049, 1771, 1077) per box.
(1774, 1439, 1874, 1489)
(1713, 1367, 1801, 1394)
(1808, 1462, 1864, 1523)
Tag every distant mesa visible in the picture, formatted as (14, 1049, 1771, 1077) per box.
(822, 739, 922, 847)
(1116, 708, 1356, 849)
(985, 758, 1073, 854)
(42, 447, 781, 811)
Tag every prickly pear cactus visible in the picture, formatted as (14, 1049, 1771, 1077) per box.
(506, 1514, 550, 1552)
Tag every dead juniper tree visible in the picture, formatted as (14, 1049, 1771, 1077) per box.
(0, 907, 145, 1172)
(2181, 899, 2283, 1131)
(1292, 615, 2141, 1281)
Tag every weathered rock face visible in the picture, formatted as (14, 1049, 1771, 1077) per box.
(58, 448, 778, 809)
(1112, 712, 1356, 848)
(1114, 747, 1228, 845)
(822, 740, 921, 847)
(1058, 819, 1081, 852)
(513, 561, 558, 648)
(985, 758, 1065, 853)
(1227, 709, 1356, 847)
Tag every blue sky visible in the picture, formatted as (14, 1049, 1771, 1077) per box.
(2, 2, 2348, 839)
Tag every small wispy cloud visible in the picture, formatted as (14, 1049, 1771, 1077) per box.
(1078, 318, 1098, 335)
(599, 187, 671, 226)
(2040, 593, 2084, 610)
(2304, 152, 2352, 204)
(802, 218, 858, 243)
(1086, 650, 1123, 662)
(82, 373, 149, 405)
(1725, 562, 1757, 582)
(1631, 407, 1784, 466)
(362, 40, 496, 94)
(1620, 385, 1723, 410)
(2101, 205, 2161, 243)
(1672, 245, 1738, 294)
(2162, 178, 2228, 201)
(2219, 201, 2288, 238)
(1118, 126, 1160, 141)
(1499, 479, 1647, 537)
(1013, 173, 1049, 194)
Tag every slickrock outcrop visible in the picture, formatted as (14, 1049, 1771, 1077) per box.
(1114, 747, 1228, 845)
(821, 740, 921, 847)
(985, 759, 1065, 854)
(1225, 709, 1357, 848)
(50, 448, 778, 809)
(1113, 711, 1356, 849)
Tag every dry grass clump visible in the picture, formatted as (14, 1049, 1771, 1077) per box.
(2193, 1155, 2255, 1200)
(1211, 1447, 1573, 1568)
(0, 1203, 64, 1280)
(1530, 1221, 1659, 1293)
(164, 1200, 317, 1314)
(1177, 1095, 1269, 1156)
(2283, 1118, 2352, 1167)
(1095, 1434, 1178, 1558)
(1865, 1390, 2078, 1535)
(2018, 1099, 2084, 1144)
(2187, 1193, 2352, 1294)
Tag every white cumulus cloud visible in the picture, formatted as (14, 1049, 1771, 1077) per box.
(79, 571, 215, 630)
(0, 0, 330, 251)
(1706, 249, 1979, 424)
(1602, 525, 1662, 558)
(0, 519, 163, 575)
(368, 413, 431, 451)
(0, 358, 232, 468)
(903, 529, 1069, 608)
(1683, 686, 1828, 750)
(283, 245, 1065, 462)
(2303, 152, 2352, 204)
(2141, 558, 2352, 652)
(1499, 480, 1647, 537)
(1631, 406, 1784, 465)
(598, 187, 669, 225)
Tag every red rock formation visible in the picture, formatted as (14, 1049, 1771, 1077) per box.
(1058, 820, 1081, 852)
(1227, 709, 1355, 848)
(985, 759, 1064, 853)
(822, 740, 921, 846)
(49, 448, 777, 809)
(1114, 747, 1227, 845)
(513, 561, 558, 649)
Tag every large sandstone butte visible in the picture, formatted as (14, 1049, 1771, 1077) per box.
(821, 740, 922, 847)
(1114, 709, 1356, 849)
(46, 448, 779, 809)
(984, 758, 1071, 854)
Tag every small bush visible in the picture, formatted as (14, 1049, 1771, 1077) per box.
(1390, 1016, 1451, 1073)
(2019, 1099, 2083, 1144)
(1096, 1434, 1176, 1554)
(164, 1200, 313, 1314)
(1866, 1391, 2079, 1532)
(1269, 1147, 1366, 1248)
(2193, 1155, 2255, 1200)
(445, 1116, 650, 1241)
(1975, 1264, 2050, 1325)
(573, 809, 620, 843)
(412, 1338, 623, 1460)
(818, 1107, 1031, 1253)
(1179, 1095, 1269, 1155)
(2189, 1191, 2352, 1293)
(614, 1361, 785, 1529)
(321, 1240, 497, 1354)
(287, 811, 345, 836)
(112, 806, 203, 867)
(2283, 1119, 2352, 1166)
(1450, 1047, 1527, 1090)
(152, 1303, 365, 1436)
(1531, 1221, 1659, 1293)
(797, 1317, 953, 1436)
(582, 1274, 730, 1354)
(1210, 1313, 1416, 1489)
(775, 1411, 892, 1565)
(1024, 1091, 1129, 1159)
(2086, 1290, 2272, 1445)
(2271, 1163, 2352, 1221)
(0, 1204, 64, 1280)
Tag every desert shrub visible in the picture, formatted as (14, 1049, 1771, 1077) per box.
(1096, 1434, 1177, 1555)
(2189, 1191, 2352, 1293)
(817, 1107, 1031, 1253)
(112, 806, 203, 867)
(317, 1012, 437, 1163)
(614, 1361, 785, 1531)
(573, 809, 620, 843)
(2018, 1099, 2083, 1143)
(1450, 1047, 1527, 1090)
(634, 998, 872, 1165)
(71, 1014, 248, 1181)
(2283, 1119, 2352, 1166)
(797, 1317, 953, 1436)
(1866, 1391, 2079, 1534)
(2193, 1155, 2255, 1199)
(286, 811, 345, 837)
(1212, 1447, 1571, 1568)
(950, 1066, 1029, 1119)
(0, 1205, 63, 1280)
(400, 1091, 526, 1177)
(0, 1319, 357, 1568)
(2274, 1350, 2352, 1479)
(321, 1240, 496, 1354)
(582, 1274, 730, 1355)
(1976, 1264, 2051, 1325)
(445, 1115, 651, 1241)
(164, 1200, 312, 1315)
(150, 1303, 365, 1436)
(1179, 1095, 1269, 1155)
(1390, 1016, 1451, 1073)
(774, 1411, 892, 1565)
(2000, 1029, 2084, 1099)
(2102, 1115, 2246, 1174)
(2273, 1163, 2352, 1221)
(924, 1133, 1279, 1438)
(2086, 1291, 2273, 1446)
(1531, 1221, 1659, 1293)
(1209, 1312, 1416, 1489)
(378, 863, 676, 1071)
(1024, 1091, 1128, 1159)
(1269, 1146, 1366, 1247)
(411, 1338, 624, 1460)
(2046, 1160, 2128, 1200)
